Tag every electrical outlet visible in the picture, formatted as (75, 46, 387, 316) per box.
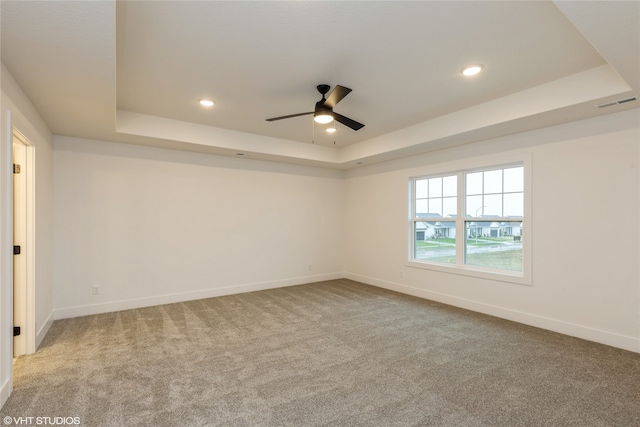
(92, 285, 100, 295)
(308, 264, 312, 271)
(399, 270, 404, 278)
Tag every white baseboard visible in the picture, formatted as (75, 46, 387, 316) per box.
(54, 272, 344, 320)
(35, 311, 54, 351)
(0, 377, 11, 410)
(346, 272, 640, 353)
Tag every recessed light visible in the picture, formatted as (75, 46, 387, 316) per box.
(461, 65, 483, 76)
(199, 99, 214, 107)
(326, 127, 336, 133)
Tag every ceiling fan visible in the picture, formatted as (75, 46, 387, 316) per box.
(266, 84, 365, 131)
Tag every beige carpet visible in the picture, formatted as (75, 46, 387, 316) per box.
(1, 279, 639, 426)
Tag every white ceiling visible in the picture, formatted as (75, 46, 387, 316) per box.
(2, 1, 638, 169)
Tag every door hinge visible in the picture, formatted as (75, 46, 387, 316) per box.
(13, 326, 20, 337)
(13, 163, 21, 174)
(13, 245, 21, 255)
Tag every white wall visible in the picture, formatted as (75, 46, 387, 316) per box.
(1, 63, 54, 407)
(53, 137, 345, 318)
(345, 109, 640, 352)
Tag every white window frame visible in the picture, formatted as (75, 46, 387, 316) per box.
(406, 153, 532, 286)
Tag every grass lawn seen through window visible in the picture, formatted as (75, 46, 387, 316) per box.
(416, 237, 522, 272)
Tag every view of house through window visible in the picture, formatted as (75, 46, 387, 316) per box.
(411, 165, 524, 274)
(414, 175, 457, 265)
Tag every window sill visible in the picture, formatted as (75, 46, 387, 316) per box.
(405, 260, 532, 286)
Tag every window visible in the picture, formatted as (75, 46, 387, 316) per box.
(409, 157, 530, 284)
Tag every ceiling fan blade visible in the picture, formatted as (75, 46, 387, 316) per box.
(323, 85, 352, 109)
(266, 112, 313, 122)
(334, 113, 364, 131)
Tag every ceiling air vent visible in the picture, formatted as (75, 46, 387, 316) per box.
(617, 96, 637, 104)
(596, 96, 638, 108)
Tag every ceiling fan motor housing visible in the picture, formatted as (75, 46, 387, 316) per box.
(314, 84, 334, 120)
(315, 100, 333, 115)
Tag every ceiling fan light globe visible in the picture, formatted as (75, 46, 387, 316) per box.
(314, 114, 333, 124)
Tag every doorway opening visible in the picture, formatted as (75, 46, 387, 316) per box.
(12, 129, 35, 357)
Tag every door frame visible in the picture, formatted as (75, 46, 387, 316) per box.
(11, 129, 35, 356)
